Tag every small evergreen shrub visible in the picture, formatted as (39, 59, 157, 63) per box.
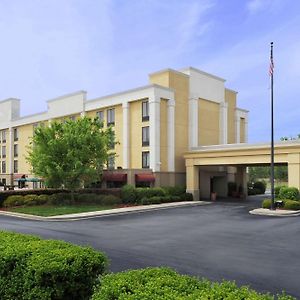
(23, 194, 40, 206)
(262, 199, 271, 209)
(284, 200, 300, 211)
(3, 195, 25, 207)
(162, 186, 186, 197)
(76, 193, 104, 204)
(253, 181, 266, 194)
(180, 192, 193, 201)
(278, 187, 299, 200)
(0, 231, 108, 300)
(275, 185, 285, 197)
(91, 267, 295, 300)
(101, 195, 122, 206)
(121, 185, 137, 204)
(48, 193, 75, 205)
(37, 194, 49, 205)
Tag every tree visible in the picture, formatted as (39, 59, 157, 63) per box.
(27, 117, 115, 192)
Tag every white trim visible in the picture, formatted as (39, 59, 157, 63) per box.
(149, 93, 161, 172)
(219, 102, 228, 144)
(167, 99, 175, 172)
(235, 113, 241, 143)
(8, 127, 13, 176)
(189, 98, 198, 148)
(122, 102, 130, 169)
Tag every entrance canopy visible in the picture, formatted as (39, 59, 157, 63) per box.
(184, 141, 300, 200)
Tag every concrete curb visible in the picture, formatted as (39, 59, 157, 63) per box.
(0, 201, 211, 222)
(249, 208, 300, 217)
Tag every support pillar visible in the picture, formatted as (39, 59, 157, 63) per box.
(167, 99, 175, 172)
(288, 154, 300, 190)
(8, 127, 13, 186)
(186, 162, 200, 201)
(236, 166, 247, 198)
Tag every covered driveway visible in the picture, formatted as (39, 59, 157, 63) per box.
(184, 141, 300, 200)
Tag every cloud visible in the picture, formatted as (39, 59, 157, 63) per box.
(246, 0, 283, 14)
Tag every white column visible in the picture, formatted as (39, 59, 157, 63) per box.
(8, 127, 14, 185)
(235, 112, 240, 143)
(122, 102, 130, 169)
(189, 98, 198, 148)
(219, 102, 228, 144)
(149, 94, 160, 172)
(167, 99, 175, 172)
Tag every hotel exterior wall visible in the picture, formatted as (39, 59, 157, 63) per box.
(225, 89, 237, 144)
(198, 99, 220, 146)
(160, 99, 168, 172)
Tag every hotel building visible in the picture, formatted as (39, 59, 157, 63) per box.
(0, 67, 248, 193)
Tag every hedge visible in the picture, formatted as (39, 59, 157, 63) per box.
(284, 200, 300, 211)
(0, 231, 108, 300)
(253, 181, 266, 194)
(278, 187, 299, 201)
(262, 199, 271, 209)
(3, 193, 122, 208)
(0, 188, 121, 207)
(91, 267, 294, 300)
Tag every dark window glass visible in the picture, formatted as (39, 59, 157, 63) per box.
(142, 151, 150, 168)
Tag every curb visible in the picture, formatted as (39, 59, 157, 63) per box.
(249, 208, 300, 217)
(0, 201, 211, 222)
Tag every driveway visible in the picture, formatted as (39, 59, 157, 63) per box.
(0, 196, 299, 298)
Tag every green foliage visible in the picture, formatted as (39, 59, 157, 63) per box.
(91, 267, 295, 300)
(162, 186, 186, 197)
(284, 200, 300, 211)
(101, 195, 122, 206)
(278, 187, 299, 200)
(262, 199, 271, 209)
(48, 192, 75, 205)
(253, 181, 266, 194)
(180, 192, 193, 201)
(275, 186, 285, 197)
(27, 117, 115, 190)
(121, 185, 137, 204)
(0, 231, 108, 300)
(248, 166, 288, 182)
(3, 195, 25, 207)
(76, 193, 105, 204)
(136, 187, 166, 202)
(23, 194, 40, 206)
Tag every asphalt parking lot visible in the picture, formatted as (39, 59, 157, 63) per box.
(1, 196, 299, 298)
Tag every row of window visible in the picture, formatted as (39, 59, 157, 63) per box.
(0, 129, 18, 144)
(0, 145, 18, 158)
(1, 160, 18, 173)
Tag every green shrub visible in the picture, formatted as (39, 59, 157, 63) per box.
(3, 195, 25, 207)
(76, 193, 104, 204)
(278, 186, 299, 200)
(136, 187, 166, 201)
(148, 196, 162, 204)
(253, 181, 266, 194)
(248, 188, 257, 195)
(284, 200, 300, 211)
(0, 231, 108, 300)
(121, 185, 137, 204)
(170, 195, 182, 202)
(91, 267, 295, 300)
(23, 194, 40, 206)
(37, 194, 49, 205)
(162, 186, 186, 197)
(180, 192, 193, 201)
(48, 193, 75, 205)
(262, 199, 271, 209)
(275, 185, 285, 197)
(101, 195, 122, 206)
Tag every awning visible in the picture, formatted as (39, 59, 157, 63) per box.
(135, 174, 155, 183)
(16, 178, 42, 182)
(103, 173, 127, 182)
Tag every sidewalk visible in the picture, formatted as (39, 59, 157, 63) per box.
(0, 201, 211, 221)
(250, 208, 300, 217)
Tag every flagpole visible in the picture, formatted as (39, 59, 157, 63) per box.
(270, 42, 275, 210)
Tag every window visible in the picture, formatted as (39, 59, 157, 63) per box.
(13, 128, 18, 141)
(142, 100, 149, 121)
(142, 126, 149, 146)
(142, 151, 150, 168)
(2, 146, 6, 158)
(1, 161, 6, 173)
(14, 144, 18, 157)
(1, 130, 6, 143)
(13, 160, 18, 173)
(107, 108, 115, 126)
(107, 155, 115, 170)
(96, 111, 104, 122)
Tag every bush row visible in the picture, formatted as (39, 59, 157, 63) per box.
(262, 199, 300, 210)
(277, 186, 299, 200)
(0, 231, 108, 300)
(120, 185, 193, 204)
(0, 188, 121, 207)
(3, 193, 122, 208)
(92, 267, 294, 300)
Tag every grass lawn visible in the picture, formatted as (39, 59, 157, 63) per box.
(7, 205, 116, 217)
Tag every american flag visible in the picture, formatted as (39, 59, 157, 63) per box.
(269, 51, 274, 76)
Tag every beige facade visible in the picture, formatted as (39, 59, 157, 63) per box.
(185, 142, 300, 200)
(0, 67, 248, 189)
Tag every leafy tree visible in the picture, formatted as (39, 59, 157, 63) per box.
(27, 117, 115, 193)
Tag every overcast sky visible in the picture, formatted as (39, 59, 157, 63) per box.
(0, 0, 299, 142)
